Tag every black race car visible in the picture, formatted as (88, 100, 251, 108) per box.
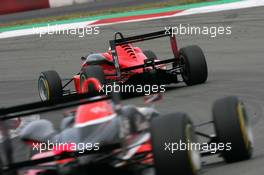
(0, 92, 253, 175)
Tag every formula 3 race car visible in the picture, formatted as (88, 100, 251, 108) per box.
(38, 29, 208, 101)
(0, 82, 253, 175)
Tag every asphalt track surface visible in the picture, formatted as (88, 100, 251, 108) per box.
(0, 6, 264, 175)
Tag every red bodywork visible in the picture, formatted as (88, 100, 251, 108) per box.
(73, 44, 152, 94)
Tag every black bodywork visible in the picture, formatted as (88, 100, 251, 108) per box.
(0, 93, 231, 175)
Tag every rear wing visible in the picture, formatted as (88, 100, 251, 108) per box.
(109, 29, 179, 77)
(0, 93, 109, 121)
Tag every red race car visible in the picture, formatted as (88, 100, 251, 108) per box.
(38, 29, 208, 101)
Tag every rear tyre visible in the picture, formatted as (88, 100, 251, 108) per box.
(143, 50, 158, 60)
(179, 45, 208, 85)
(38, 70, 62, 101)
(213, 96, 253, 162)
(151, 113, 201, 175)
(80, 65, 105, 93)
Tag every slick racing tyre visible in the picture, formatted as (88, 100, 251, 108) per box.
(151, 113, 201, 175)
(143, 50, 158, 60)
(38, 70, 63, 101)
(179, 45, 208, 85)
(213, 96, 253, 162)
(80, 65, 105, 93)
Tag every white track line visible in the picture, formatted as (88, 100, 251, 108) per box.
(49, 0, 94, 8)
(173, 0, 264, 17)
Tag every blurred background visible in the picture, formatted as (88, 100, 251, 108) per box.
(0, 0, 208, 26)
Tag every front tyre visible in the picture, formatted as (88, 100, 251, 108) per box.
(38, 71, 62, 101)
(179, 45, 208, 85)
(151, 113, 201, 175)
(213, 96, 253, 162)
